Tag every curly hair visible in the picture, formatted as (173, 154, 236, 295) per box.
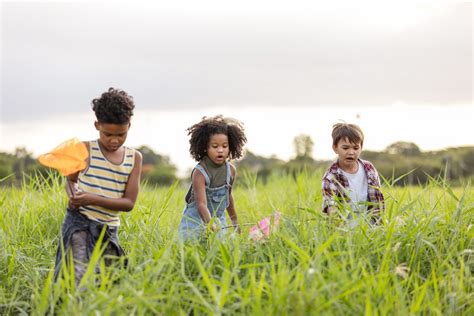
(332, 122, 364, 146)
(92, 87, 135, 124)
(187, 115, 247, 161)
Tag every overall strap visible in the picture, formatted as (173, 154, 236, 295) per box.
(225, 162, 231, 186)
(194, 164, 211, 187)
(185, 163, 211, 203)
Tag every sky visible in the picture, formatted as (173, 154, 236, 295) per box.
(1, 0, 472, 176)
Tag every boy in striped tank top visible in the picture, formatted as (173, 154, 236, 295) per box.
(54, 88, 143, 286)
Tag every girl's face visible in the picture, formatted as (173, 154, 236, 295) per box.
(207, 133, 229, 165)
(95, 121, 130, 152)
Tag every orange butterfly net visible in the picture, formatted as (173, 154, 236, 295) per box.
(38, 138, 88, 176)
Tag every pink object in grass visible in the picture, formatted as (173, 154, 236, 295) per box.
(258, 217, 271, 237)
(249, 225, 264, 241)
(249, 211, 281, 242)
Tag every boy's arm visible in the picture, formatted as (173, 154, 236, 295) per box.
(226, 164, 239, 228)
(370, 165, 385, 215)
(69, 151, 143, 212)
(66, 141, 88, 209)
(66, 171, 80, 209)
(322, 176, 338, 215)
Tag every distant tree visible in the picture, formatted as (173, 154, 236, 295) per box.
(385, 141, 421, 156)
(145, 165, 178, 186)
(136, 145, 178, 186)
(0, 152, 15, 181)
(360, 150, 381, 161)
(236, 149, 285, 182)
(460, 148, 474, 176)
(293, 134, 314, 159)
(12, 147, 37, 177)
(137, 145, 173, 165)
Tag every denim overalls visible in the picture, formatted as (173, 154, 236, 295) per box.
(178, 162, 231, 241)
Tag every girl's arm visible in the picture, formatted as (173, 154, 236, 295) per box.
(69, 151, 143, 212)
(192, 168, 215, 226)
(226, 164, 240, 229)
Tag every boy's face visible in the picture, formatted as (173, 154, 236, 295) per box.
(207, 133, 230, 165)
(95, 121, 130, 152)
(333, 137, 362, 171)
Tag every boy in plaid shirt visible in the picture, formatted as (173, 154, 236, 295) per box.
(322, 123, 384, 224)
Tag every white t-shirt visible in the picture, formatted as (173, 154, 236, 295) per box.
(341, 161, 368, 213)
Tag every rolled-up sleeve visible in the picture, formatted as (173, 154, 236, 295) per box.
(322, 177, 337, 213)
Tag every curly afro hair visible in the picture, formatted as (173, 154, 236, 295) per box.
(92, 87, 135, 124)
(187, 115, 247, 161)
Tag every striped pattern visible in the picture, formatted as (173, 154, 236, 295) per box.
(77, 140, 135, 226)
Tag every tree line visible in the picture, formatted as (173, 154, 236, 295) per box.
(237, 136, 474, 186)
(0, 146, 178, 187)
(1, 137, 473, 186)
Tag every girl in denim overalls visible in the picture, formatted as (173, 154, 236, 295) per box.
(178, 115, 247, 241)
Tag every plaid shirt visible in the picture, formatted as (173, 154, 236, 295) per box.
(322, 159, 384, 214)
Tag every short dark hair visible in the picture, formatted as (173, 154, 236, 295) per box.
(187, 115, 247, 161)
(92, 87, 135, 124)
(332, 122, 364, 146)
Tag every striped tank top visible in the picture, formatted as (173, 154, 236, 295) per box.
(77, 139, 135, 227)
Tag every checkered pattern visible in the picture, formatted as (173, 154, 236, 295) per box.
(322, 159, 385, 214)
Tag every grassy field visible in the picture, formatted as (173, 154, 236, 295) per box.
(0, 171, 473, 315)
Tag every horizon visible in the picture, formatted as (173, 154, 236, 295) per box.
(1, 104, 473, 177)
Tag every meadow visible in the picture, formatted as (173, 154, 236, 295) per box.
(0, 171, 472, 315)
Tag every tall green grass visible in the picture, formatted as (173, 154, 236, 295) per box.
(0, 170, 472, 315)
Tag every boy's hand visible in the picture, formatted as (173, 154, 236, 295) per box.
(66, 180, 81, 210)
(68, 199, 80, 210)
(69, 192, 97, 208)
(327, 206, 338, 216)
(369, 209, 382, 225)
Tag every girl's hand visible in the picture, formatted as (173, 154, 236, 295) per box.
(205, 221, 218, 235)
(232, 222, 241, 234)
(206, 221, 218, 233)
